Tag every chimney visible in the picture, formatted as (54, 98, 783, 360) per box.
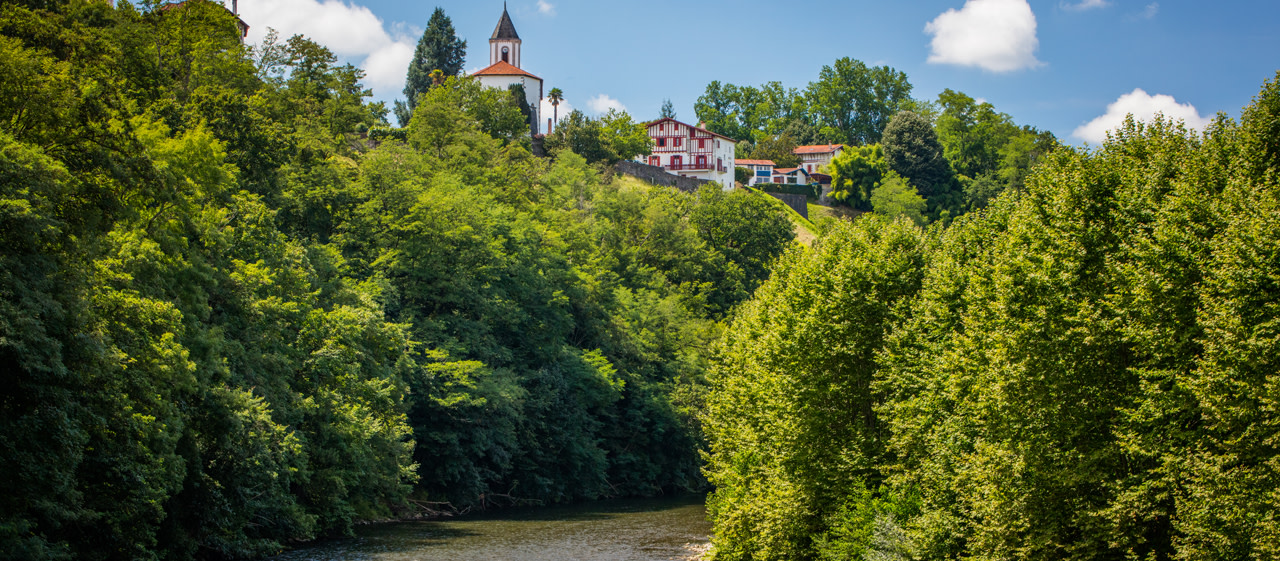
(231, 0, 238, 15)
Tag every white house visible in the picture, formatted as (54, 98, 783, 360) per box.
(736, 159, 776, 186)
(793, 144, 844, 174)
(771, 167, 814, 185)
(640, 118, 736, 190)
(471, 6, 543, 134)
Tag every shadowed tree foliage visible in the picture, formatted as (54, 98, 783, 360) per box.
(881, 111, 961, 220)
(0, 3, 800, 559)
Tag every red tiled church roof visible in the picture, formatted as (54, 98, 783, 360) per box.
(471, 60, 541, 80)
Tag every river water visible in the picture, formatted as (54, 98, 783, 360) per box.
(268, 495, 712, 561)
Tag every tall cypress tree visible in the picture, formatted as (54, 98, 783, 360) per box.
(396, 7, 466, 126)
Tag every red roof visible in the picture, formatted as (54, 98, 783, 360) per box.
(793, 144, 844, 155)
(471, 61, 541, 80)
(644, 117, 736, 143)
(737, 159, 776, 166)
(774, 168, 803, 174)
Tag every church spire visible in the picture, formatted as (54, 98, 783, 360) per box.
(489, 4, 523, 67)
(491, 3, 520, 40)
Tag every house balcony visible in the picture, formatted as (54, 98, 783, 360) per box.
(665, 163, 714, 171)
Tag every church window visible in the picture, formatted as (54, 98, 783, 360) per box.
(502, 46, 509, 63)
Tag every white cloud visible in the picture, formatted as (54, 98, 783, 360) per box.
(361, 42, 415, 93)
(1073, 89, 1213, 144)
(540, 98, 574, 123)
(925, 0, 1043, 73)
(587, 94, 626, 115)
(240, 0, 415, 98)
(1141, 2, 1159, 18)
(1061, 0, 1108, 11)
(537, 1, 556, 16)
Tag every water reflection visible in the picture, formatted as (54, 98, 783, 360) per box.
(269, 495, 711, 561)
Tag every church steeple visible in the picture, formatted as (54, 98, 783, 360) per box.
(489, 4, 522, 68)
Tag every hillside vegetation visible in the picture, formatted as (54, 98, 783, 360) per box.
(0, 2, 797, 559)
(704, 73, 1280, 561)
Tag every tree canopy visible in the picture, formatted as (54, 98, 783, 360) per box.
(0, 3, 796, 559)
(396, 7, 466, 126)
(703, 72, 1280, 561)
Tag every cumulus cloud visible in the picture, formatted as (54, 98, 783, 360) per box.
(240, 0, 415, 97)
(540, 98, 574, 123)
(537, 1, 556, 16)
(1061, 0, 1108, 11)
(587, 94, 626, 115)
(1073, 89, 1213, 144)
(1141, 2, 1159, 18)
(925, 0, 1043, 73)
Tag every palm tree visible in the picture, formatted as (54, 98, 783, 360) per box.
(548, 87, 564, 133)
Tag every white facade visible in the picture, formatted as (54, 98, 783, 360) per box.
(794, 144, 844, 174)
(475, 74, 543, 121)
(490, 38, 521, 69)
(737, 159, 776, 186)
(771, 167, 813, 185)
(640, 118, 736, 190)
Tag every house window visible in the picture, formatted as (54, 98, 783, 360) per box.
(674, 137, 682, 148)
(699, 139, 706, 149)
(672, 155, 683, 168)
(657, 138, 666, 147)
(649, 156, 660, 166)
(696, 155, 707, 168)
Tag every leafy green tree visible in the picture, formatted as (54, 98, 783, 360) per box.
(691, 186, 797, 306)
(695, 80, 809, 144)
(545, 109, 650, 165)
(870, 173, 927, 225)
(881, 111, 960, 220)
(599, 109, 653, 162)
(704, 217, 929, 561)
(806, 58, 913, 145)
(828, 144, 888, 209)
(397, 7, 466, 125)
(749, 132, 801, 168)
(933, 89, 1058, 207)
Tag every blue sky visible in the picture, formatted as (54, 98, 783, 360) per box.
(236, 0, 1280, 144)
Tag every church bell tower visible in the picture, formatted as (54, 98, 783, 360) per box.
(489, 3, 522, 68)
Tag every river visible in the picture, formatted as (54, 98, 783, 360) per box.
(268, 495, 712, 561)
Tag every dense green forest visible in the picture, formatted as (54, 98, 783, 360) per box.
(8, 1, 1280, 561)
(0, 1, 797, 559)
(704, 73, 1280, 560)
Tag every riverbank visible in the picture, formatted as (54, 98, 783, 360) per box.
(269, 495, 711, 561)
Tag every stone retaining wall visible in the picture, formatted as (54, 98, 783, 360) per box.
(615, 161, 711, 193)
